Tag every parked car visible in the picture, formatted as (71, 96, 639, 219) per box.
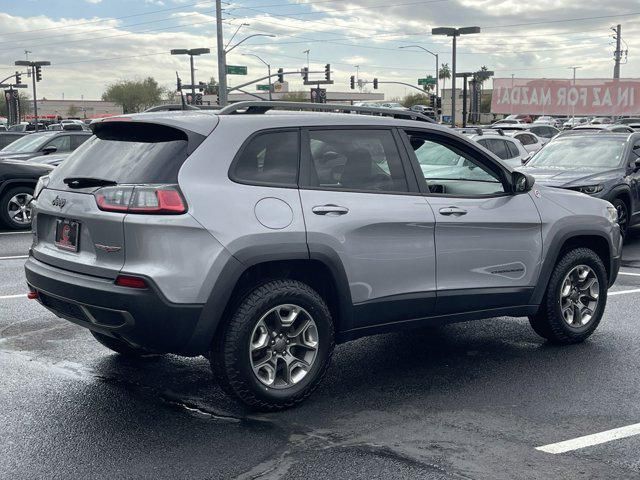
(0, 131, 91, 161)
(507, 130, 544, 155)
(534, 116, 562, 128)
(25, 103, 621, 410)
(504, 114, 533, 123)
(491, 119, 524, 126)
(0, 159, 53, 229)
(572, 124, 635, 134)
(409, 105, 436, 117)
(0, 132, 28, 149)
(521, 131, 640, 235)
(380, 102, 408, 110)
(527, 124, 560, 143)
(563, 117, 589, 129)
(590, 117, 613, 125)
(460, 129, 530, 168)
(618, 118, 640, 125)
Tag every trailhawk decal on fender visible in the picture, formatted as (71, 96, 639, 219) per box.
(471, 262, 527, 280)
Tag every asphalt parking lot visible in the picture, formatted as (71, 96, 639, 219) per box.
(2, 229, 640, 479)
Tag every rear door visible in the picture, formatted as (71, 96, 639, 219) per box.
(299, 127, 437, 328)
(401, 129, 542, 314)
(32, 121, 205, 279)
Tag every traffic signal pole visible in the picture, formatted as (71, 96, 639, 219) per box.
(31, 66, 39, 132)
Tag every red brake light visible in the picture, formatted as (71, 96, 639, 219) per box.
(94, 185, 187, 214)
(115, 275, 147, 289)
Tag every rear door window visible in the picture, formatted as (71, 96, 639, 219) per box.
(484, 138, 511, 160)
(45, 135, 71, 152)
(505, 140, 520, 158)
(231, 130, 299, 186)
(305, 129, 408, 193)
(70, 135, 90, 150)
(51, 122, 204, 186)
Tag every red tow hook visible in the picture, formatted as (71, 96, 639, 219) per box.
(27, 290, 39, 300)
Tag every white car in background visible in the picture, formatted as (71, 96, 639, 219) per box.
(506, 130, 544, 155)
(563, 117, 589, 129)
(459, 128, 530, 168)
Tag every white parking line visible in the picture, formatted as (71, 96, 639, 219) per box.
(619, 271, 640, 277)
(0, 255, 28, 260)
(0, 294, 26, 300)
(609, 288, 640, 296)
(536, 423, 640, 454)
(0, 231, 31, 236)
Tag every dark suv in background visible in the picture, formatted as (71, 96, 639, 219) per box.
(521, 131, 640, 235)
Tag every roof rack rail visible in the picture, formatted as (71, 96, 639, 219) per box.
(217, 101, 436, 123)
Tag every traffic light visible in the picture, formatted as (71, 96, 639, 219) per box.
(373, 78, 378, 90)
(350, 75, 355, 89)
(35, 65, 42, 82)
(15, 71, 21, 84)
(324, 64, 331, 81)
(301, 67, 309, 82)
(436, 96, 442, 109)
(277, 68, 284, 83)
(429, 94, 436, 108)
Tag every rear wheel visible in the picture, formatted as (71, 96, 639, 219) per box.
(529, 248, 607, 344)
(210, 279, 335, 411)
(0, 186, 33, 230)
(91, 331, 159, 357)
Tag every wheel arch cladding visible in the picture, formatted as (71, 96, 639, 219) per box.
(531, 232, 612, 305)
(190, 256, 353, 355)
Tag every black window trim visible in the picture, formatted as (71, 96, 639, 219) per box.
(228, 127, 301, 189)
(398, 128, 514, 199)
(298, 125, 421, 196)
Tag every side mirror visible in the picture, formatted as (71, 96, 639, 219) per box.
(521, 154, 532, 165)
(512, 171, 535, 194)
(41, 145, 57, 155)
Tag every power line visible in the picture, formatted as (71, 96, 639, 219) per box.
(1, 1, 216, 36)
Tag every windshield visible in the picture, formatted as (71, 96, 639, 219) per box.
(0, 133, 53, 153)
(527, 137, 626, 168)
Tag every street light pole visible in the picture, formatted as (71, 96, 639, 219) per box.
(432, 26, 480, 127)
(399, 45, 439, 118)
(171, 48, 211, 104)
(243, 53, 272, 100)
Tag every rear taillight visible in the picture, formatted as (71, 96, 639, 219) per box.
(94, 185, 187, 214)
(115, 275, 147, 289)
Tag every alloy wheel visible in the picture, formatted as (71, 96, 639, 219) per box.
(559, 265, 599, 327)
(249, 304, 319, 389)
(6, 192, 33, 226)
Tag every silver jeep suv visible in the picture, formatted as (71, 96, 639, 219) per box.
(25, 102, 622, 410)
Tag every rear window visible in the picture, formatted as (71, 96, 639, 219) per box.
(55, 122, 203, 184)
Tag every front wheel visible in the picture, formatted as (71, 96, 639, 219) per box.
(612, 198, 629, 237)
(529, 248, 607, 344)
(210, 279, 335, 411)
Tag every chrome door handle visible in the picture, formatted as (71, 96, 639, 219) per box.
(312, 205, 349, 216)
(439, 206, 467, 216)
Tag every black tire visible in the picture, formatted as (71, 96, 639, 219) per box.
(210, 279, 335, 411)
(529, 248, 607, 344)
(91, 331, 159, 357)
(0, 186, 34, 230)
(612, 197, 629, 237)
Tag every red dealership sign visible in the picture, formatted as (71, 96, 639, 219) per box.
(491, 78, 640, 116)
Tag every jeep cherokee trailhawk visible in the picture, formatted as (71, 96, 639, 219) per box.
(25, 102, 622, 410)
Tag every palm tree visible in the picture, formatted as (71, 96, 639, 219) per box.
(439, 63, 451, 96)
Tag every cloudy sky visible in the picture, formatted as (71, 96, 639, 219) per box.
(0, 0, 638, 100)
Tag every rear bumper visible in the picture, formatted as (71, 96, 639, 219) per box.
(25, 256, 204, 355)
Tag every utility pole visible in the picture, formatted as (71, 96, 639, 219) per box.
(613, 24, 622, 79)
(432, 27, 481, 127)
(215, 0, 227, 106)
(398, 46, 439, 119)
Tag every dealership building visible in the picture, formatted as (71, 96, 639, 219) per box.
(25, 99, 123, 120)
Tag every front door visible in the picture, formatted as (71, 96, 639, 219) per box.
(299, 128, 437, 329)
(401, 129, 543, 314)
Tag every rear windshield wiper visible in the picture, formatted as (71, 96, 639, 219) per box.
(63, 177, 117, 189)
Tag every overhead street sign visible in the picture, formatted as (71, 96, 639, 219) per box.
(256, 84, 271, 91)
(418, 76, 436, 86)
(226, 65, 247, 75)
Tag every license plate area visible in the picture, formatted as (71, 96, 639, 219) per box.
(54, 219, 80, 252)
